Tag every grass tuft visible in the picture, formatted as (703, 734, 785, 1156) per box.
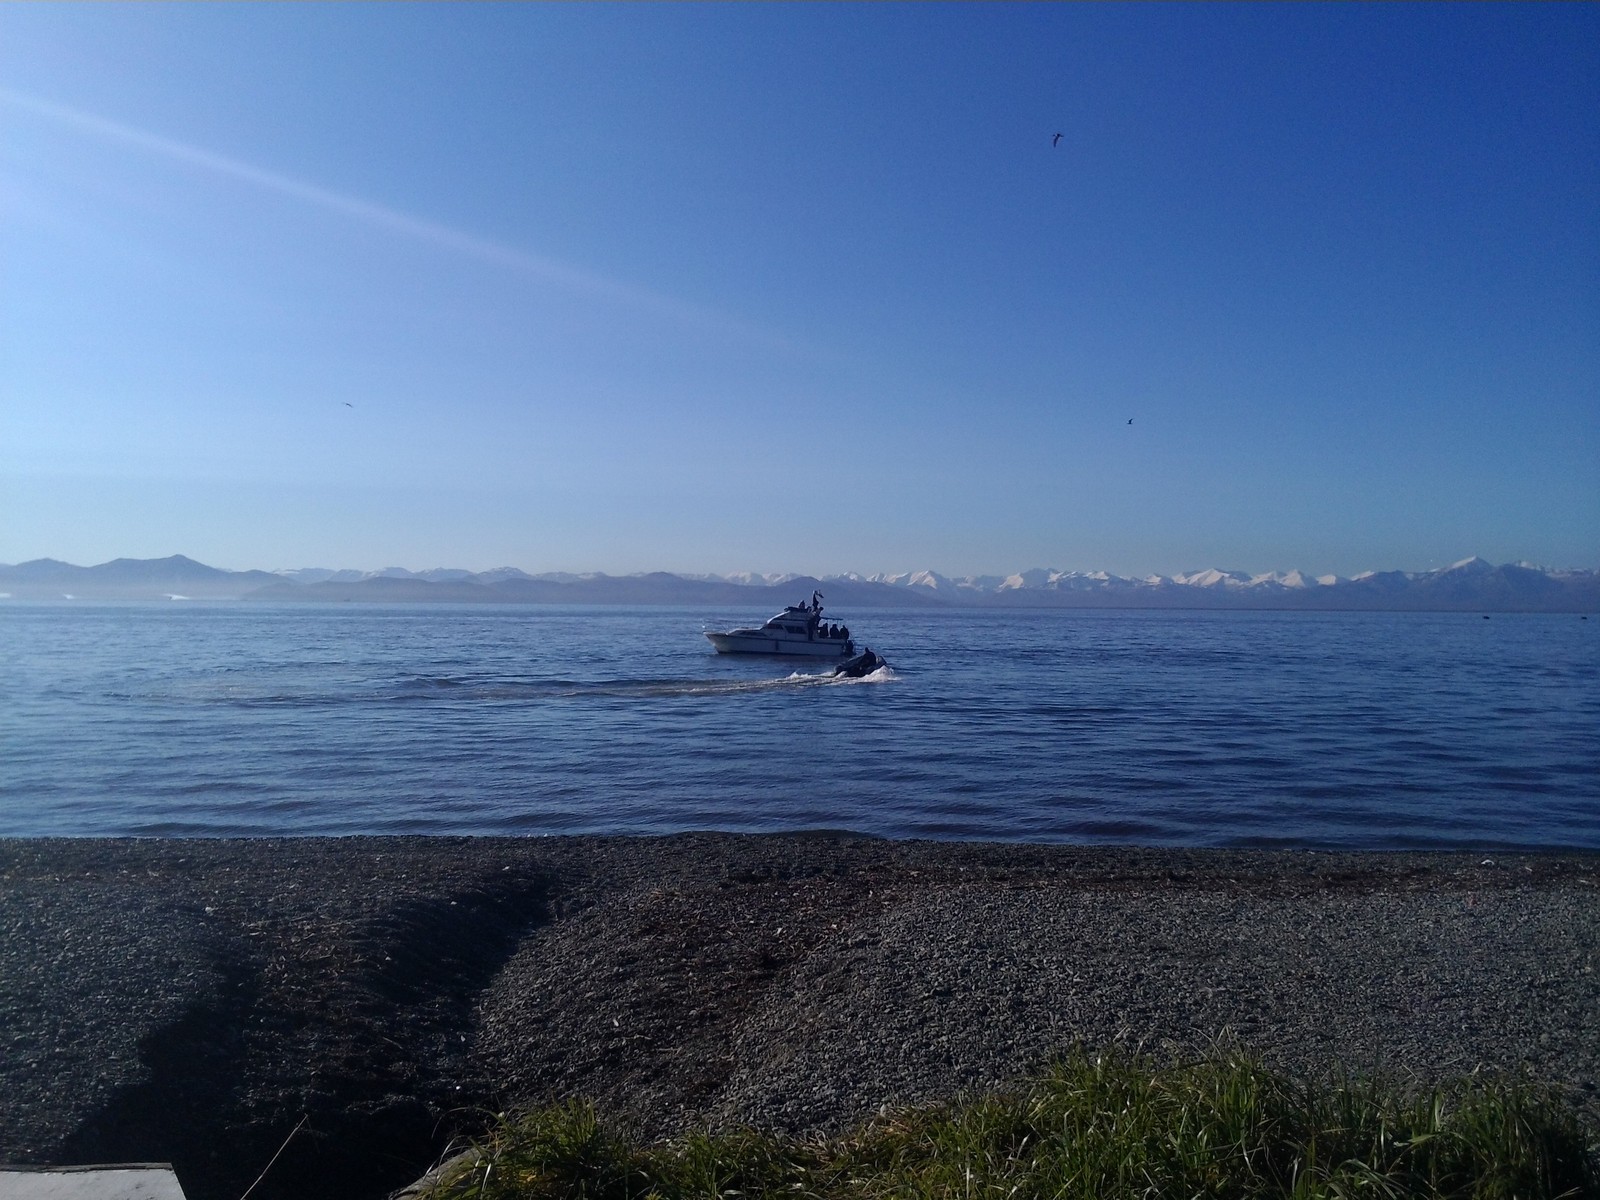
(421, 1047, 1597, 1199)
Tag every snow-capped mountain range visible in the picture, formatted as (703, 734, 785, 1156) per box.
(814, 557, 1599, 610)
(0, 555, 1595, 610)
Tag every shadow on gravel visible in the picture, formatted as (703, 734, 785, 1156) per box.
(57, 877, 552, 1200)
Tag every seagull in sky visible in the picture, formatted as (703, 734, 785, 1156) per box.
(344, 402, 353, 407)
(1052, 132, 1063, 147)
(1127, 418, 1134, 425)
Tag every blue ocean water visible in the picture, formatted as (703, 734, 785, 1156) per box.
(1, 602, 1595, 847)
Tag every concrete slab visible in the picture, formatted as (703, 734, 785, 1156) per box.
(0, 1166, 186, 1200)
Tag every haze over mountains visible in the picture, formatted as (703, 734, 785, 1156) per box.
(2, 555, 1596, 611)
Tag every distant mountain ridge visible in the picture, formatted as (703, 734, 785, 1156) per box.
(1, 554, 1596, 611)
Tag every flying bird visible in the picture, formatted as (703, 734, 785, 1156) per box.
(344, 402, 353, 407)
(1127, 418, 1134, 425)
(1052, 132, 1063, 147)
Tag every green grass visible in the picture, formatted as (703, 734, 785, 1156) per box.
(420, 1047, 1597, 1200)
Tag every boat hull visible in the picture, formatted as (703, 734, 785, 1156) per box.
(704, 631, 852, 657)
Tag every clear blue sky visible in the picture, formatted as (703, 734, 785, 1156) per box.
(2, 3, 1596, 578)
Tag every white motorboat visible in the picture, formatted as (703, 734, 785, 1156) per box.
(705, 592, 858, 657)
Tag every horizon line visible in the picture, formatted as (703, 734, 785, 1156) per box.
(3, 552, 1595, 581)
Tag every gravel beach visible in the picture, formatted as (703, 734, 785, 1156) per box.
(2, 835, 1596, 1200)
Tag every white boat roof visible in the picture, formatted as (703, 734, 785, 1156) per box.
(762, 611, 812, 629)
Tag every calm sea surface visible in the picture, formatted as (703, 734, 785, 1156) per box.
(1, 603, 1595, 848)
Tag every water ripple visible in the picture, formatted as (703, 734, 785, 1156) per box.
(0, 603, 1595, 847)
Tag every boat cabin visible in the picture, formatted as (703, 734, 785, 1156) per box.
(762, 606, 818, 636)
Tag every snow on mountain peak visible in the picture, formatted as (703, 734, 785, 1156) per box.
(999, 568, 1057, 590)
(1176, 568, 1251, 589)
(1275, 570, 1328, 589)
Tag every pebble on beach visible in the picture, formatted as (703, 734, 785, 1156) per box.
(2, 835, 1597, 1200)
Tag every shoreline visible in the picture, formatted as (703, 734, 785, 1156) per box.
(3, 835, 1597, 1200)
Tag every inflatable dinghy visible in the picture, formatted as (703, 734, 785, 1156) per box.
(832, 648, 888, 678)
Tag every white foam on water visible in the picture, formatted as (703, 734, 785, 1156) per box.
(821, 666, 897, 685)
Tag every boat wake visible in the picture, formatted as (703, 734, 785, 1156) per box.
(388, 667, 896, 702)
(166, 666, 895, 709)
